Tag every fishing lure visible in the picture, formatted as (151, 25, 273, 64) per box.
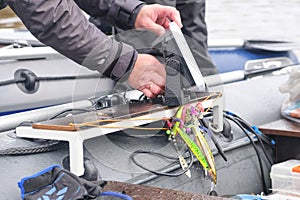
(166, 127, 192, 178)
(187, 105, 217, 184)
(168, 105, 217, 184)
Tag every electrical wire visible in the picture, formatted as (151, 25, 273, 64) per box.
(199, 117, 227, 162)
(225, 111, 275, 165)
(225, 111, 275, 147)
(225, 114, 270, 195)
(231, 117, 274, 165)
(203, 111, 274, 164)
(202, 110, 274, 195)
(130, 149, 194, 177)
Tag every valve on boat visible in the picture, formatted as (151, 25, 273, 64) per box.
(14, 69, 39, 94)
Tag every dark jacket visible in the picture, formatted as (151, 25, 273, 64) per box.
(7, 0, 144, 80)
(0, 0, 7, 9)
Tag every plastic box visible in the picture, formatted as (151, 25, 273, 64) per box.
(270, 159, 300, 196)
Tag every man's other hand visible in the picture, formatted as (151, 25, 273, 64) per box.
(128, 54, 166, 98)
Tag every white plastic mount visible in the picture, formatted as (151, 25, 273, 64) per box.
(16, 97, 223, 176)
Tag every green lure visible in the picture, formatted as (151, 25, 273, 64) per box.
(171, 106, 210, 171)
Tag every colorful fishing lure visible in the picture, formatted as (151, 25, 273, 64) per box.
(167, 104, 217, 184)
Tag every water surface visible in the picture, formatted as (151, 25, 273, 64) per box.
(206, 0, 300, 47)
(1, 1, 300, 48)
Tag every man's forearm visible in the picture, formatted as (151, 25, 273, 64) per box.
(75, 0, 145, 30)
(7, 0, 137, 80)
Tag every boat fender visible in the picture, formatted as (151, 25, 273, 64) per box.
(14, 69, 39, 94)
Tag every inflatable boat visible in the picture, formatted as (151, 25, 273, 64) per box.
(0, 29, 299, 199)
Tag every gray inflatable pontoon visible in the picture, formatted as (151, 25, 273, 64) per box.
(0, 46, 114, 116)
(0, 71, 292, 199)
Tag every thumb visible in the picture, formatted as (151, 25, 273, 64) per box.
(145, 20, 166, 35)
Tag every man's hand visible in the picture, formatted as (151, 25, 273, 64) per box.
(134, 4, 182, 35)
(128, 54, 166, 98)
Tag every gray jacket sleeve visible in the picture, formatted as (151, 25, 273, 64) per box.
(0, 0, 7, 9)
(7, 0, 144, 80)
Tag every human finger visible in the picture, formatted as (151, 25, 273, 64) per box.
(149, 82, 164, 96)
(139, 81, 164, 98)
(143, 18, 166, 35)
(150, 72, 166, 87)
(158, 6, 182, 28)
(142, 88, 156, 98)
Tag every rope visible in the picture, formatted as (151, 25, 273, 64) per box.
(0, 77, 26, 86)
(0, 74, 102, 87)
(203, 92, 222, 113)
(0, 140, 67, 156)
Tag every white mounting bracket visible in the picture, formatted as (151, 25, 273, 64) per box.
(16, 96, 223, 176)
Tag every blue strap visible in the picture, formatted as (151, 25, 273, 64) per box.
(100, 191, 133, 200)
(252, 125, 275, 145)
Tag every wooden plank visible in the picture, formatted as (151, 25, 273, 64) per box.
(103, 181, 229, 200)
(32, 123, 77, 131)
(259, 119, 300, 138)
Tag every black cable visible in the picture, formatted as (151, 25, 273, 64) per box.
(225, 115, 270, 195)
(204, 111, 274, 165)
(130, 149, 194, 177)
(225, 111, 275, 147)
(203, 110, 272, 194)
(231, 116, 274, 165)
(224, 111, 275, 165)
(199, 117, 227, 161)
